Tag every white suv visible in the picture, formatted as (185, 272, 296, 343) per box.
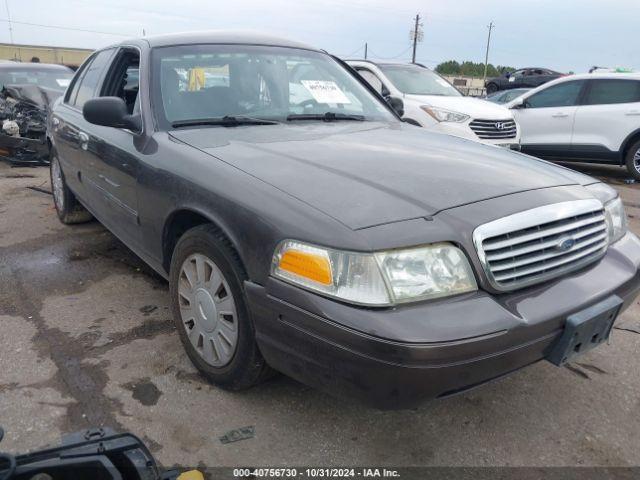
(347, 60, 521, 149)
(506, 73, 640, 180)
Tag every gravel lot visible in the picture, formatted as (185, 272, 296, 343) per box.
(0, 159, 639, 471)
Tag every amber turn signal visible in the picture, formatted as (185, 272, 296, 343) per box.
(278, 249, 332, 285)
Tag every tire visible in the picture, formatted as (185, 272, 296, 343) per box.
(169, 224, 272, 390)
(486, 83, 499, 94)
(50, 153, 93, 224)
(624, 140, 640, 181)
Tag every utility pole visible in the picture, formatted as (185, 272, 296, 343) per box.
(364, 42, 367, 60)
(483, 21, 494, 86)
(5, 0, 13, 44)
(410, 14, 422, 64)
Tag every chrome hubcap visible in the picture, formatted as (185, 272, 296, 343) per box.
(633, 148, 640, 174)
(51, 157, 64, 211)
(178, 253, 238, 367)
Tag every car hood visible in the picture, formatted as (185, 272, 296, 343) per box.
(403, 94, 513, 119)
(170, 122, 594, 230)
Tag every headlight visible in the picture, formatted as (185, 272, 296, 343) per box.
(271, 240, 477, 306)
(586, 183, 627, 244)
(421, 106, 470, 123)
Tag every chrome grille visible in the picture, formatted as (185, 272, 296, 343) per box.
(469, 118, 517, 139)
(473, 200, 609, 291)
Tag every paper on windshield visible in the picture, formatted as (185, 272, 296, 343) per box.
(57, 79, 71, 87)
(301, 80, 351, 104)
(435, 77, 450, 87)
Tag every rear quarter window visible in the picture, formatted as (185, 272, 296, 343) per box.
(584, 79, 640, 105)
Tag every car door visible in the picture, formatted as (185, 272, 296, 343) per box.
(507, 69, 527, 89)
(521, 69, 540, 88)
(79, 46, 145, 250)
(512, 79, 587, 156)
(52, 49, 115, 207)
(572, 78, 640, 158)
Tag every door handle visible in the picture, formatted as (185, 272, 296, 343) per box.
(552, 113, 569, 118)
(78, 131, 89, 150)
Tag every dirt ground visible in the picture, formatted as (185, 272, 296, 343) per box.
(0, 159, 639, 470)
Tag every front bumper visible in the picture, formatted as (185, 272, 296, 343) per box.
(247, 233, 640, 409)
(0, 132, 49, 165)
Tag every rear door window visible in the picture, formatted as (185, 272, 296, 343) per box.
(583, 79, 640, 105)
(71, 49, 115, 109)
(526, 80, 586, 108)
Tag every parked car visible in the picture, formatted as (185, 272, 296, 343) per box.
(486, 88, 531, 104)
(0, 62, 73, 91)
(347, 60, 520, 149)
(486, 68, 564, 94)
(0, 62, 73, 165)
(49, 32, 640, 409)
(506, 73, 640, 180)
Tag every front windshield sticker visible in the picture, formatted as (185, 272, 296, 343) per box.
(301, 80, 351, 104)
(56, 79, 71, 87)
(435, 77, 450, 87)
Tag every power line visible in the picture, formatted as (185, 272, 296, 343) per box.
(367, 44, 413, 61)
(0, 18, 132, 37)
(334, 44, 365, 58)
(4, 0, 12, 44)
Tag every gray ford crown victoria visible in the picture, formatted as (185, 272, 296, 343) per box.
(49, 32, 640, 409)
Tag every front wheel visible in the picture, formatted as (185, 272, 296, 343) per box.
(625, 140, 640, 181)
(169, 224, 272, 390)
(50, 154, 93, 224)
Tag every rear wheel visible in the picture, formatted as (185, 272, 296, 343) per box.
(169, 224, 272, 390)
(625, 140, 640, 181)
(50, 154, 93, 224)
(486, 83, 498, 94)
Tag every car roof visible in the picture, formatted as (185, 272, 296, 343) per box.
(116, 30, 319, 51)
(0, 62, 73, 72)
(518, 67, 555, 70)
(557, 72, 640, 81)
(346, 60, 421, 67)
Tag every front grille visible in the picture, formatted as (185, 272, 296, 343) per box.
(469, 118, 517, 139)
(473, 200, 608, 291)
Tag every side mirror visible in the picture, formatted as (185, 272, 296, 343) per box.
(511, 97, 526, 109)
(386, 96, 404, 117)
(83, 97, 141, 131)
(380, 85, 391, 98)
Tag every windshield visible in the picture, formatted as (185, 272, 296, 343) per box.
(151, 44, 396, 127)
(378, 65, 461, 97)
(0, 68, 73, 91)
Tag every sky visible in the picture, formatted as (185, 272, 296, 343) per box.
(0, 0, 638, 74)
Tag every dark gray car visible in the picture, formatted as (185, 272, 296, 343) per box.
(49, 32, 640, 409)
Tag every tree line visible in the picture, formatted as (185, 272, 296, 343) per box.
(435, 60, 516, 78)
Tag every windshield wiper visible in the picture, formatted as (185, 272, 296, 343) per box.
(172, 115, 279, 128)
(286, 112, 365, 122)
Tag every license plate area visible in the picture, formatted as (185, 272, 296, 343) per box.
(547, 295, 622, 366)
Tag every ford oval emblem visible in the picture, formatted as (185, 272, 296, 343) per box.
(557, 237, 576, 252)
